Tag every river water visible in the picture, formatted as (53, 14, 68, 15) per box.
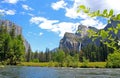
(0, 66, 120, 78)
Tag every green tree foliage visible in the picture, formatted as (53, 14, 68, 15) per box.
(106, 51, 120, 68)
(45, 48, 51, 62)
(0, 25, 25, 65)
(64, 54, 79, 67)
(26, 46, 32, 62)
(82, 57, 89, 68)
(52, 49, 65, 63)
(82, 42, 113, 62)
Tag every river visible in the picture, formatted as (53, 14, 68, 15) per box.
(0, 66, 120, 78)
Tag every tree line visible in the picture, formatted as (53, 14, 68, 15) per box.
(25, 48, 80, 67)
(25, 42, 113, 63)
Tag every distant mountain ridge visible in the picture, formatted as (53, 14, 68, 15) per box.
(0, 20, 31, 52)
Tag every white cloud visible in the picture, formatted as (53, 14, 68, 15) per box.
(51, 22, 79, 37)
(22, 4, 34, 11)
(84, 0, 120, 14)
(80, 18, 106, 29)
(3, 0, 19, 4)
(30, 17, 51, 24)
(65, 0, 88, 19)
(28, 13, 34, 16)
(65, 8, 88, 19)
(105, 0, 120, 14)
(0, 9, 5, 12)
(0, 9, 16, 15)
(51, 0, 67, 10)
(6, 10, 16, 15)
(0, 9, 5, 15)
(39, 32, 43, 36)
(30, 17, 79, 37)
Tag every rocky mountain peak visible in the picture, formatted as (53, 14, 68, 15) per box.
(59, 24, 99, 52)
(64, 32, 77, 40)
(76, 25, 89, 39)
(77, 24, 88, 30)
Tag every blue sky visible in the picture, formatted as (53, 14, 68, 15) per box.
(0, 0, 120, 51)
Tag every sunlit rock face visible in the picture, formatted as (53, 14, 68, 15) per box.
(0, 20, 31, 52)
(59, 25, 97, 52)
(76, 25, 89, 38)
(59, 32, 80, 52)
(59, 24, 98, 52)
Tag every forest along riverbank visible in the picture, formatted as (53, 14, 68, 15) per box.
(18, 62, 106, 68)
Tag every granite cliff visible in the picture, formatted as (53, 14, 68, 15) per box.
(59, 24, 98, 52)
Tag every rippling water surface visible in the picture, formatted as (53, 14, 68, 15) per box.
(0, 66, 120, 78)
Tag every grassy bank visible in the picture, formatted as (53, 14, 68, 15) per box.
(18, 62, 58, 67)
(18, 62, 106, 68)
(84, 62, 106, 68)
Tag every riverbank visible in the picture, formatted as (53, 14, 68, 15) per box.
(18, 62, 106, 68)
(0, 62, 4, 68)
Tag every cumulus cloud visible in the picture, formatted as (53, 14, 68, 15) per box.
(22, 4, 34, 11)
(30, 17, 79, 37)
(80, 18, 106, 29)
(65, 0, 88, 19)
(85, 0, 120, 14)
(51, 0, 67, 10)
(2, 0, 19, 4)
(0, 9, 5, 14)
(0, 9, 16, 15)
(6, 10, 16, 15)
(65, 8, 88, 19)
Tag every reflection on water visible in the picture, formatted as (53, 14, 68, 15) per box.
(0, 66, 120, 78)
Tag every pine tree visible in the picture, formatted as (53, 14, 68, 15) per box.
(26, 46, 32, 62)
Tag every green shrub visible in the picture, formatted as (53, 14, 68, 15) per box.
(61, 62, 67, 67)
(31, 59, 39, 63)
(48, 61, 54, 67)
(82, 57, 89, 68)
(106, 52, 120, 68)
(72, 61, 79, 68)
